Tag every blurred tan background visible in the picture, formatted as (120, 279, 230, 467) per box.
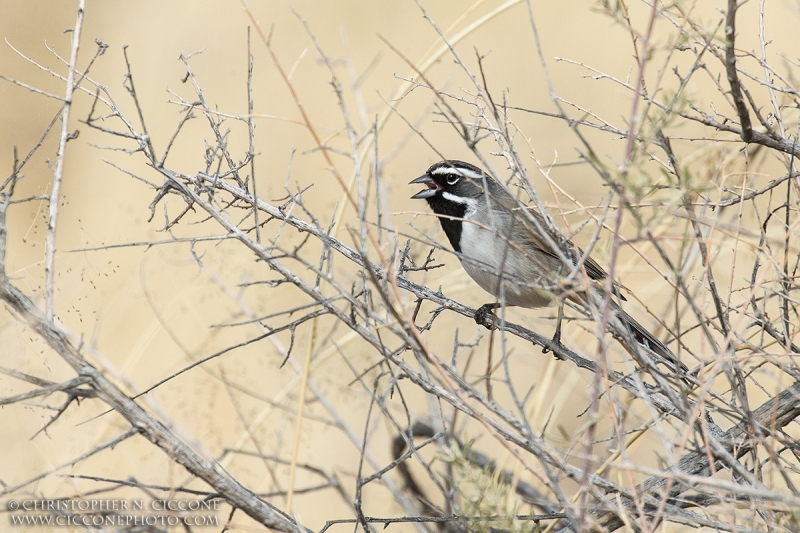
(2, 1, 800, 531)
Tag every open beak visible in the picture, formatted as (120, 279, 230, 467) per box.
(409, 174, 438, 199)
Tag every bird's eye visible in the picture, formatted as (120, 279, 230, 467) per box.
(446, 175, 460, 185)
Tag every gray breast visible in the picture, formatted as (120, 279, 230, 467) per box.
(458, 209, 556, 309)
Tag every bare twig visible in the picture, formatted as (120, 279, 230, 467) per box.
(45, 0, 85, 321)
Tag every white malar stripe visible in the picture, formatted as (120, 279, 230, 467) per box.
(431, 166, 483, 180)
(441, 191, 478, 210)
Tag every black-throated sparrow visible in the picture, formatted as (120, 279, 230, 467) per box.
(411, 160, 687, 377)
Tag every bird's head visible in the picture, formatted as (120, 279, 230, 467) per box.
(409, 160, 493, 207)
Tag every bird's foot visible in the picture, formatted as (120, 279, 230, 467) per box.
(474, 303, 500, 330)
(542, 322, 562, 354)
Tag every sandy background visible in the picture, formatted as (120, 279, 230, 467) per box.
(2, 1, 799, 531)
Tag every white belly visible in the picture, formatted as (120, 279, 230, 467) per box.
(458, 219, 554, 308)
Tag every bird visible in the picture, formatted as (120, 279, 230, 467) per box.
(410, 159, 688, 379)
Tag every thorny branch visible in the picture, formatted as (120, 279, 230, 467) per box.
(2, 1, 800, 532)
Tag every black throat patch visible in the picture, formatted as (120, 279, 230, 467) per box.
(425, 194, 467, 253)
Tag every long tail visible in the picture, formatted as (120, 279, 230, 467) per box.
(609, 302, 690, 380)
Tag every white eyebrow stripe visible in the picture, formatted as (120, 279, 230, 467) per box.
(431, 166, 483, 180)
